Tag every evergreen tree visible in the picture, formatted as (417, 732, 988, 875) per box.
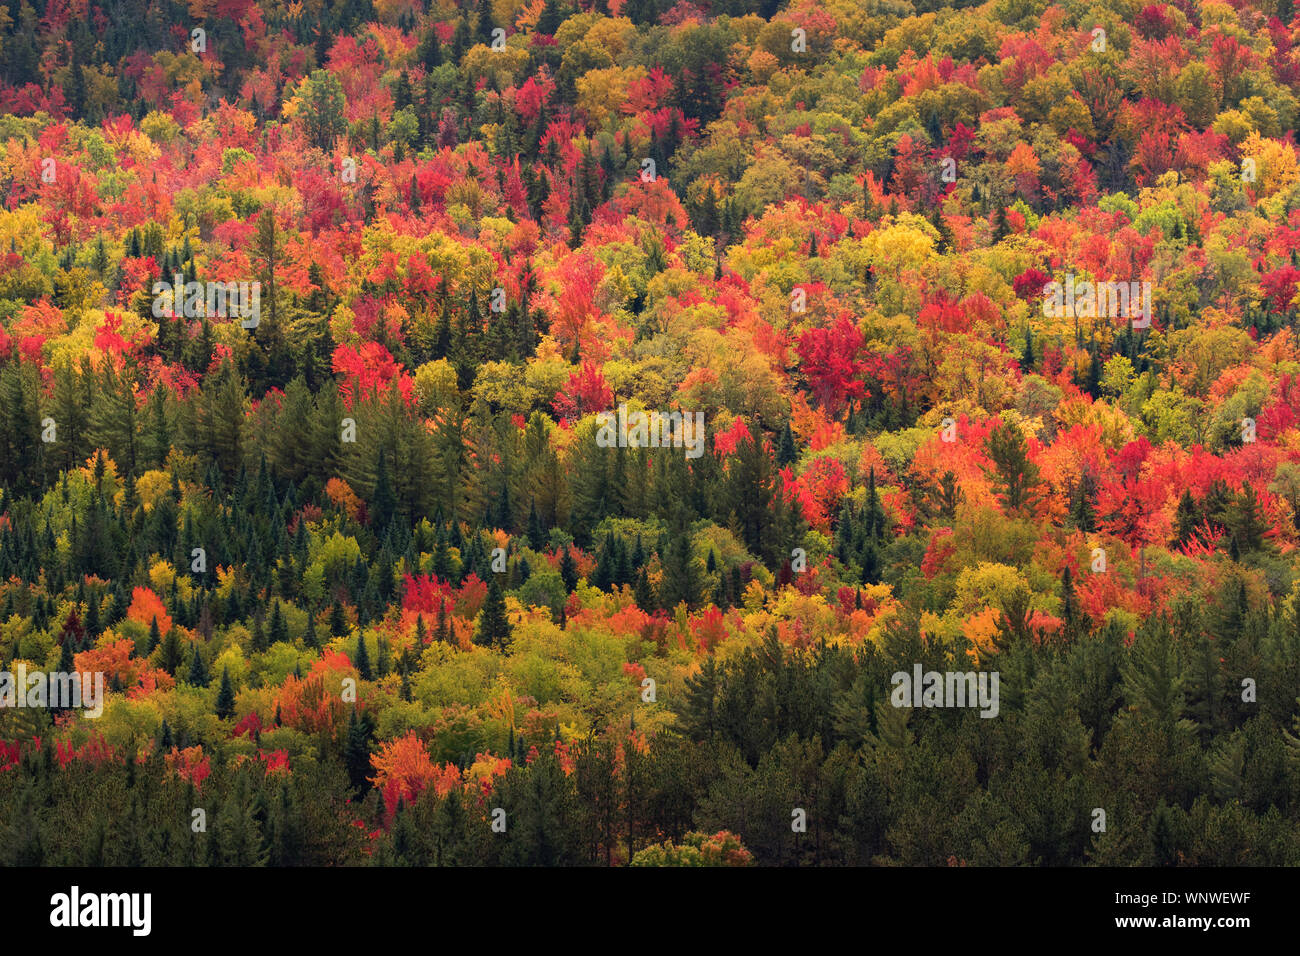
(477, 576, 512, 649)
(269, 600, 288, 645)
(559, 547, 578, 593)
(344, 707, 374, 796)
(527, 500, 546, 550)
(777, 420, 797, 467)
(983, 421, 1043, 516)
(436, 599, 450, 644)
(159, 627, 184, 675)
(355, 633, 373, 680)
(187, 647, 209, 687)
(215, 667, 236, 720)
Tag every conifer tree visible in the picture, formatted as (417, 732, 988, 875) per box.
(188, 647, 209, 687)
(355, 633, 373, 680)
(215, 666, 236, 720)
(559, 546, 578, 593)
(344, 708, 373, 796)
(477, 576, 512, 649)
(269, 600, 288, 645)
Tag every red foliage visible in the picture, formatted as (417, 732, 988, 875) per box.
(552, 361, 613, 423)
(795, 316, 867, 416)
(166, 745, 212, 791)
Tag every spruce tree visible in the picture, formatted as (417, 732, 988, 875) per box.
(355, 634, 373, 680)
(527, 500, 546, 550)
(159, 627, 183, 675)
(188, 646, 209, 687)
(983, 421, 1043, 516)
(84, 591, 101, 638)
(269, 600, 288, 645)
(343, 708, 372, 796)
(215, 666, 236, 720)
(251, 613, 268, 653)
(436, 599, 451, 644)
(777, 421, 797, 466)
(559, 546, 578, 592)
(477, 576, 512, 649)
(634, 568, 655, 612)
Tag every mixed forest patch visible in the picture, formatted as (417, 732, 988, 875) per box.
(1, 0, 1300, 865)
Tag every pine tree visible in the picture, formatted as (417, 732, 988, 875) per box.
(269, 600, 288, 645)
(436, 598, 450, 644)
(1059, 566, 1081, 643)
(777, 420, 797, 467)
(355, 634, 373, 680)
(679, 655, 720, 742)
(983, 421, 1043, 516)
(559, 546, 578, 593)
(159, 627, 183, 675)
(1223, 483, 1269, 555)
(372, 449, 397, 530)
(84, 591, 100, 638)
(251, 613, 268, 653)
(187, 647, 209, 687)
(1173, 488, 1198, 546)
(344, 708, 373, 796)
(527, 500, 546, 550)
(1070, 471, 1098, 533)
(58, 625, 75, 675)
(215, 666, 236, 719)
(658, 527, 700, 610)
(477, 576, 512, 649)
(634, 567, 655, 611)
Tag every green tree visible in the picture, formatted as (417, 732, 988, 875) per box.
(215, 666, 236, 720)
(477, 576, 512, 649)
(297, 69, 347, 149)
(983, 421, 1043, 516)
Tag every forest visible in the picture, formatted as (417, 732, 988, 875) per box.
(1, 0, 1300, 866)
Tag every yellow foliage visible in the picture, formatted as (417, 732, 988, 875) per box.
(1240, 132, 1300, 200)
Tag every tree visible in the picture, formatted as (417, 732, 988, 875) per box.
(187, 647, 209, 687)
(1222, 483, 1270, 555)
(983, 421, 1043, 516)
(658, 526, 701, 610)
(355, 633, 373, 680)
(158, 627, 184, 675)
(344, 707, 374, 797)
(297, 69, 347, 149)
(269, 601, 288, 645)
(477, 576, 512, 649)
(559, 547, 578, 593)
(215, 667, 236, 720)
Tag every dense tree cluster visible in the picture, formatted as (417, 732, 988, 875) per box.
(2, 0, 1300, 864)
